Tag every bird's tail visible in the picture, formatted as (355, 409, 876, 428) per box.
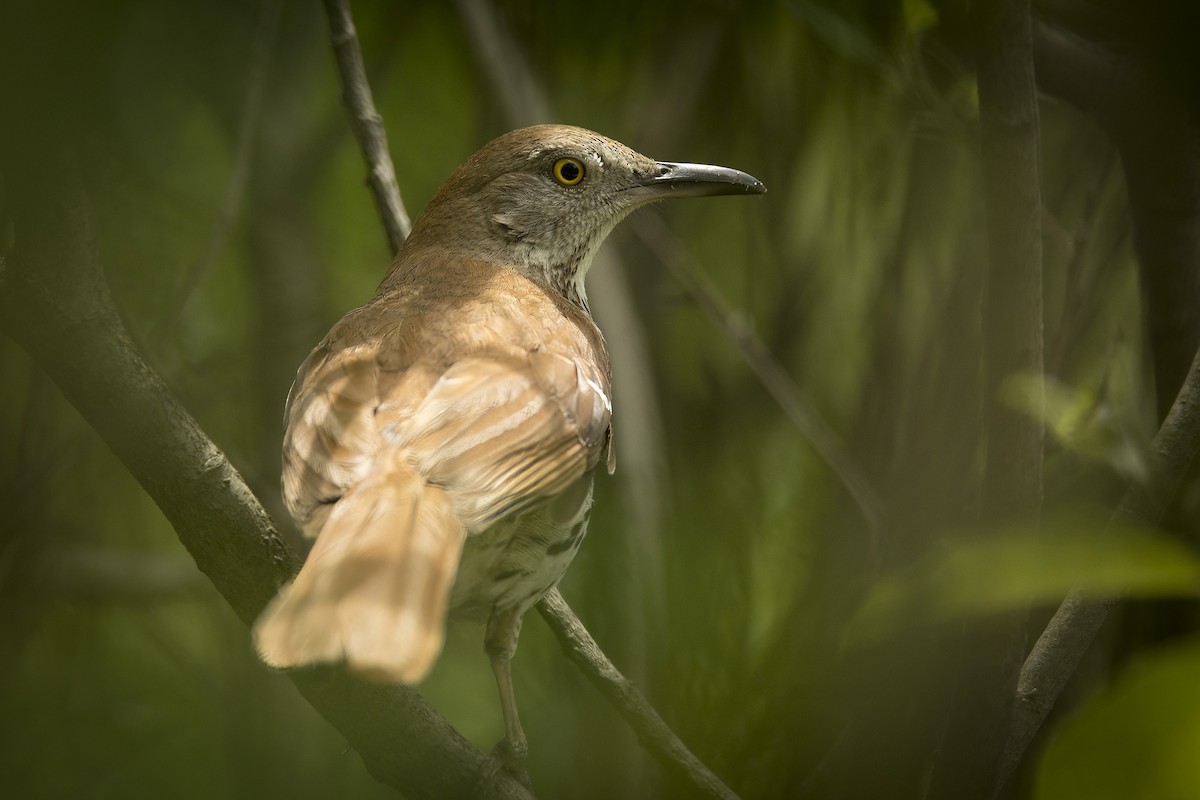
(253, 456, 466, 683)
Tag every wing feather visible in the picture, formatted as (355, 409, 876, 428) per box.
(284, 341, 611, 538)
(385, 352, 610, 530)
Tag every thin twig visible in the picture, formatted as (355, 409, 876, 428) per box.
(537, 589, 740, 800)
(321, 0, 411, 252)
(159, 0, 285, 332)
(632, 213, 883, 542)
(995, 344, 1200, 792)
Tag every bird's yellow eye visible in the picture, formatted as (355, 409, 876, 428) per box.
(552, 157, 585, 186)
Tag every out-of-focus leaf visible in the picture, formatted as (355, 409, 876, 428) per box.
(843, 516, 1200, 646)
(1036, 640, 1200, 800)
(787, 0, 886, 65)
(902, 0, 939, 35)
(1003, 371, 1149, 484)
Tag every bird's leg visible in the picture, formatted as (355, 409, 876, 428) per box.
(485, 607, 528, 772)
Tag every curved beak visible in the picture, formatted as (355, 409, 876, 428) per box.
(637, 161, 767, 199)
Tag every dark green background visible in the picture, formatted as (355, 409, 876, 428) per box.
(2, 1, 1199, 798)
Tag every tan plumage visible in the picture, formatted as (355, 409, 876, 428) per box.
(252, 124, 764, 761)
(256, 455, 464, 682)
(255, 255, 612, 681)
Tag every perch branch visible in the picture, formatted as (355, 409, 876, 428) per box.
(537, 590, 739, 800)
(321, 0, 411, 252)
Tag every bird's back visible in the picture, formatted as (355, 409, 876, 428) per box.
(259, 252, 612, 680)
(281, 253, 612, 535)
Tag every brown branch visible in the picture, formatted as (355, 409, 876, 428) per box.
(321, 0, 411, 253)
(0, 156, 531, 800)
(537, 590, 740, 800)
(996, 344, 1200, 792)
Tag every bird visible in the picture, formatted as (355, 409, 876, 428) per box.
(252, 124, 764, 764)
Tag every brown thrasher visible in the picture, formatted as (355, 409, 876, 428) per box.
(253, 124, 764, 762)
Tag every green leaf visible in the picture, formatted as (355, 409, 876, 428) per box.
(1002, 371, 1149, 484)
(843, 515, 1200, 647)
(788, 1, 885, 65)
(902, 0, 939, 35)
(1036, 640, 1200, 800)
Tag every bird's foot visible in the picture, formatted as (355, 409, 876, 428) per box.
(491, 736, 532, 788)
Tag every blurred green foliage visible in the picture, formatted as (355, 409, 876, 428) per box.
(1036, 640, 1200, 800)
(1, 0, 1197, 798)
(845, 517, 1200, 647)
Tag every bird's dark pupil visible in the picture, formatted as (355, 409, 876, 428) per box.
(560, 161, 579, 181)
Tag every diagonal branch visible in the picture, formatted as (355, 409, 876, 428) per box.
(996, 344, 1200, 792)
(537, 589, 739, 800)
(0, 155, 530, 800)
(321, 0, 411, 253)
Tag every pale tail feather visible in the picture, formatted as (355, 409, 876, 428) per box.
(253, 459, 466, 683)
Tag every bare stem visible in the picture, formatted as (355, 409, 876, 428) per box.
(321, 0, 411, 252)
(537, 589, 740, 800)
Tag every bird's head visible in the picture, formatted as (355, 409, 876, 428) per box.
(398, 124, 765, 310)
